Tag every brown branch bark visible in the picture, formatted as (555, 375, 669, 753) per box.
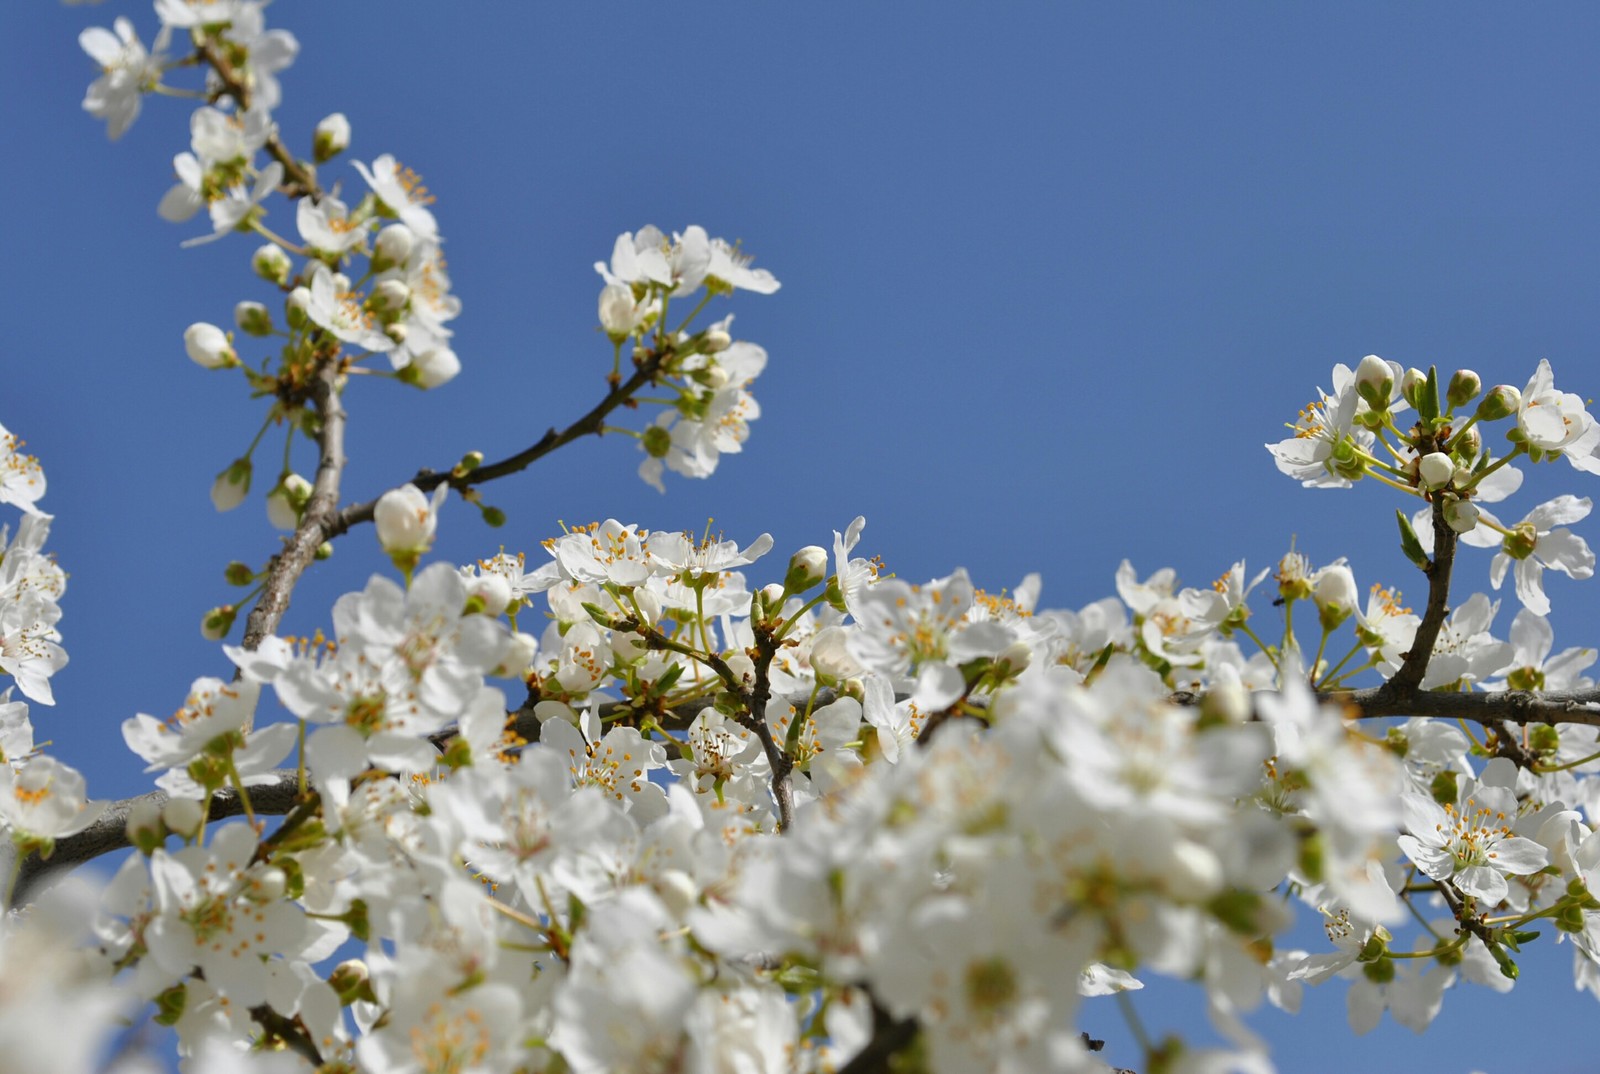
(239, 359, 347, 654)
(325, 348, 668, 539)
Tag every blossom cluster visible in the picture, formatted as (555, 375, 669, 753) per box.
(18, 3, 1600, 1073)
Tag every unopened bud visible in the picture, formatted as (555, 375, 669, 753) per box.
(370, 278, 410, 312)
(126, 798, 164, 854)
(312, 112, 350, 163)
(1200, 680, 1251, 726)
(374, 483, 444, 568)
(1354, 355, 1394, 411)
(314, 541, 334, 560)
(1446, 369, 1482, 409)
(372, 224, 415, 272)
(266, 473, 312, 531)
(1444, 498, 1480, 534)
(407, 348, 460, 389)
(184, 323, 236, 369)
(1400, 367, 1428, 410)
(1477, 385, 1522, 422)
(201, 604, 237, 641)
(161, 797, 204, 839)
(995, 640, 1032, 675)
(252, 242, 291, 286)
(1312, 562, 1358, 627)
(598, 283, 638, 341)
(464, 571, 514, 617)
(1418, 451, 1455, 491)
(233, 301, 273, 336)
(285, 286, 311, 330)
(492, 631, 539, 678)
(784, 546, 829, 592)
(224, 561, 255, 586)
(702, 327, 733, 353)
(453, 451, 484, 476)
(211, 458, 252, 512)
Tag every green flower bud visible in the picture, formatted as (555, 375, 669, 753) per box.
(252, 242, 292, 286)
(1446, 368, 1482, 409)
(1477, 385, 1522, 422)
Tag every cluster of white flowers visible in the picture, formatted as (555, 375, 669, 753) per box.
(26, 4, 1600, 1073)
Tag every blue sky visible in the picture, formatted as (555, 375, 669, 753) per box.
(5, 2, 1600, 1070)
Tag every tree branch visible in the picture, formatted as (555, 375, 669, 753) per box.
(238, 359, 347, 660)
(325, 347, 668, 539)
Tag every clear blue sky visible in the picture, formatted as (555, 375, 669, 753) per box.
(4, 3, 1599, 1071)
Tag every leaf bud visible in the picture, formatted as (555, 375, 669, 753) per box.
(184, 322, 237, 369)
(1477, 385, 1522, 421)
(1446, 368, 1482, 409)
(252, 242, 292, 286)
(312, 112, 350, 163)
(480, 505, 507, 528)
(314, 541, 334, 560)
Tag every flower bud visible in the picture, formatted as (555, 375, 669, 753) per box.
(1418, 451, 1455, 491)
(285, 285, 312, 330)
(1400, 367, 1428, 410)
(1354, 355, 1394, 411)
(329, 959, 374, 1005)
(1312, 562, 1358, 627)
(224, 561, 255, 586)
(1477, 384, 1522, 422)
(375, 483, 446, 573)
(598, 283, 638, 341)
(406, 348, 461, 389)
(252, 242, 292, 286)
(492, 631, 539, 678)
(1454, 424, 1482, 463)
(161, 797, 204, 840)
(784, 545, 829, 592)
(233, 301, 273, 337)
(464, 571, 513, 616)
(184, 322, 236, 369)
(1200, 680, 1251, 726)
(1446, 369, 1481, 410)
(312, 112, 350, 163)
(211, 457, 252, 512)
(126, 798, 164, 855)
(201, 604, 237, 641)
(266, 473, 312, 531)
(758, 582, 786, 621)
(1444, 498, 1480, 534)
(372, 223, 416, 272)
(702, 327, 733, 353)
(370, 278, 410, 312)
(995, 640, 1032, 675)
(384, 322, 409, 346)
